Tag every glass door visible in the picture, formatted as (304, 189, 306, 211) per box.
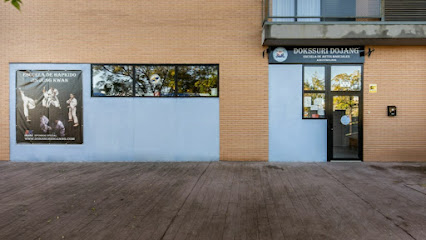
(331, 95, 360, 159)
(327, 65, 362, 161)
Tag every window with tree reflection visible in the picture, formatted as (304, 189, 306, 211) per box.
(135, 66, 175, 97)
(177, 65, 218, 97)
(92, 64, 219, 97)
(302, 65, 362, 119)
(303, 66, 326, 119)
(304, 66, 325, 91)
(331, 66, 361, 91)
(92, 65, 133, 97)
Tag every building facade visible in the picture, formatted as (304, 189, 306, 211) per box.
(1, 0, 425, 162)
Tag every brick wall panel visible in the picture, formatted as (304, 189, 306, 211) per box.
(364, 46, 426, 162)
(0, 0, 269, 161)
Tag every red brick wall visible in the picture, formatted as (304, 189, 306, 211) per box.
(364, 46, 426, 162)
(0, 0, 269, 161)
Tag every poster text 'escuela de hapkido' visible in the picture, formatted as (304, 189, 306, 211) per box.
(16, 70, 83, 144)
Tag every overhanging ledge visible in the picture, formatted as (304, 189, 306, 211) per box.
(262, 22, 426, 46)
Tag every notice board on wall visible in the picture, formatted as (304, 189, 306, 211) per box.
(16, 70, 83, 144)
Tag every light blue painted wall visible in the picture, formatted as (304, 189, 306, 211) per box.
(269, 65, 327, 162)
(10, 64, 219, 162)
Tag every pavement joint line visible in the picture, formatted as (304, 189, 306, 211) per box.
(160, 161, 212, 240)
(315, 163, 418, 240)
(404, 184, 426, 196)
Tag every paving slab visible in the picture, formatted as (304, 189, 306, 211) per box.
(0, 162, 424, 240)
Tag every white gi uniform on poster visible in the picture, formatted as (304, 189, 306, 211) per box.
(40, 115, 51, 133)
(42, 88, 61, 108)
(20, 89, 36, 121)
(55, 120, 65, 137)
(67, 97, 78, 125)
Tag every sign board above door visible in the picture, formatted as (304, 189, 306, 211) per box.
(269, 46, 365, 64)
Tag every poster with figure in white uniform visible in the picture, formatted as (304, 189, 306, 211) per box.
(16, 70, 83, 144)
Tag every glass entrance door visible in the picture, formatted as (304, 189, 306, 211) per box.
(331, 95, 360, 159)
(327, 65, 362, 161)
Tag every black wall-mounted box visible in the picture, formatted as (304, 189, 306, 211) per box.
(388, 106, 397, 116)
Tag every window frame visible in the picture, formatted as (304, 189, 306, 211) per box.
(91, 64, 219, 98)
(302, 64, 363, 120)
(91, 64, 135, 98)
(330, 65, 362, 92)
(302, 65, 327, 119)
(134, 64, 177, 98)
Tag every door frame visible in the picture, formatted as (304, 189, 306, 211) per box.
(326, 64, 363, 162)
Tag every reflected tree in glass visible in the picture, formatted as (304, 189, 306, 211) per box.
(177, 65, 218, 96)
(333, 96, 359, 134)
(135, 66, 175, 96)
(331, 68, 361, 91)
(304, 67, 325, 91)
(92, 65, 133, 96)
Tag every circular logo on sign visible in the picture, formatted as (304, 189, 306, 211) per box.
(273, 47, 288, 62)
(340, 115, 351, 125)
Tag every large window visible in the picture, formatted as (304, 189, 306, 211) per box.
(302, 65, 362, 119)
(92, 64, 219, 97)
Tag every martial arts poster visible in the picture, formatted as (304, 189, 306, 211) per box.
(16, 70, 83, 144)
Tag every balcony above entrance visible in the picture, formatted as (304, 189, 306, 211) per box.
(262, 0, 426, 46)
